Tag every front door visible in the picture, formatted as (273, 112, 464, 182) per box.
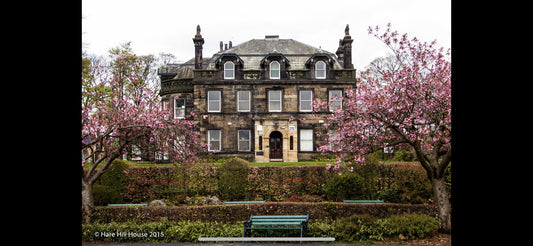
(269, 131, 283, 160)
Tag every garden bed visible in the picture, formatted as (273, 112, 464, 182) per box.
(83, 211, 444, 244)
(90, 202, 437, 223)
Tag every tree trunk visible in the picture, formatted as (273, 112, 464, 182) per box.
(81, 179, 94, 224)
(432, 177, 451, 233)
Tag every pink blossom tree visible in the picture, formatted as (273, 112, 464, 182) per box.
(314, 24, 451, 233)
(81, 43, 205, 223)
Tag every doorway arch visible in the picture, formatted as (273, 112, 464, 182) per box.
(269, 131, 283, 160)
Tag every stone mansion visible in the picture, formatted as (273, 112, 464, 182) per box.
(157, 25, 356, 162)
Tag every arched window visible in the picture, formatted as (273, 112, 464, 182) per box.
(224, 61, 235, 79)
(270, 61, 280, 79)
(315, 61, 326, 79)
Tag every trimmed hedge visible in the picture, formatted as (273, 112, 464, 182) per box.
(97, 163, 434, 205)
(90, 202, 437, 224)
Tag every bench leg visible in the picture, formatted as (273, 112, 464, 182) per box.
(302, 222, 308, 237)
(242, 221, 250, 237)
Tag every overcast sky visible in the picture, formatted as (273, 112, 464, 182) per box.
(82, 0, 450, 71)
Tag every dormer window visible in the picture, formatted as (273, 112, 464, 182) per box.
(224, 61, 235, 79)
(315, 61, 326, 79)
(306, 54, 335, 80)
(270, 61, 280, 79)
(215, 53, 243, 80)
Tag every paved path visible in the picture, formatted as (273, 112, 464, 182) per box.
(82, 243, 414, 246)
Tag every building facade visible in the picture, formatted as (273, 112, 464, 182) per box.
(157, 25, 356, 162)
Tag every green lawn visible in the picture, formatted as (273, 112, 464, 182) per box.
(85, 159, 418, 169)
(131, 160, 331, 167)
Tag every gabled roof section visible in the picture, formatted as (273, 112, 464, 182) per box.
(213, 53, 244, 69)
(219, 38, 325, 55)
(206, 38, 342, 70)
(259, 53, 290, 68)
(305, 53, 337, 67)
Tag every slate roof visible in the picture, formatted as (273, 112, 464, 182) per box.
(163, 37, 342, 79)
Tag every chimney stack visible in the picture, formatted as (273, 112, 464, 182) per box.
(192, 25, 204, 69)
(341, 24, 353, 69)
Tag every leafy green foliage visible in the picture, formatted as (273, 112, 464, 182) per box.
(82, 213, 437, 243)
(82, 220, 242, 243)
(324, 172, 367, 201)
(217, 158, 251, 200)
(92, 160, 129, 205)
(334, 213, 438, 243)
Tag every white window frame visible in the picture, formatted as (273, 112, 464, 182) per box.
(237, 91, 251, 112)
(268, 90, 282, 112)
(174, 98, 185, 119)
(315, 61, 326, 79)
(329, 89, 343, 111)
(300, 129, 313, 151)
(299, 90, 313, 112)
(270, 61, 280, 80)
(207, 91, 221, 112)
(224, 61, 235, 79)
(208, 130, 221, 152)
(238, 130, 251, 152)
(131, 144, 142, 160)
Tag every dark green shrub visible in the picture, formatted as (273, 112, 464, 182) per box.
(92, 159, 129, 206)
(217, 157, 251, 200)
(324, 172, 367, 201)
(92, 184, 124, 205)
(334, 213, 438, 243)
(387, 213, 438, 239)
(392, 149, 415, 161)
(375, 164, 432, 204)
(82, 220, 242, 243)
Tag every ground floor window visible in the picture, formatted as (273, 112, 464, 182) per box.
(300, 129, 313, 151)
(238, 130, 251, 151)
(208, 130, 221, 152)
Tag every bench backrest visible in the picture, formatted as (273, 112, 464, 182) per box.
(223, 201, 266, 205)
(343, 200, 384, 203)
(249, 215, 309, 223)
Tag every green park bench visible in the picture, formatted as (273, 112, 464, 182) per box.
(242, 214, 309, 237)
(343, 200, 384, 203)
(107, 203, 148, 207)
(223, 201, 266, 205)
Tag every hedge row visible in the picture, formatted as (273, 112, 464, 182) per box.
(90, 202, 437, 224)
(93, 162, 436, 205)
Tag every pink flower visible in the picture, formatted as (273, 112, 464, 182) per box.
(123, 169, 129, 174)
(325, 163, 332, 170)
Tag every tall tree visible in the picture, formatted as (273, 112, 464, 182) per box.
(81, 43, 205, 223)
(315, 23, 451, 233)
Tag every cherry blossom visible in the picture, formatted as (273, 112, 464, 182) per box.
(81, 43, 205, 223)
(313, 23, 451, 233)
